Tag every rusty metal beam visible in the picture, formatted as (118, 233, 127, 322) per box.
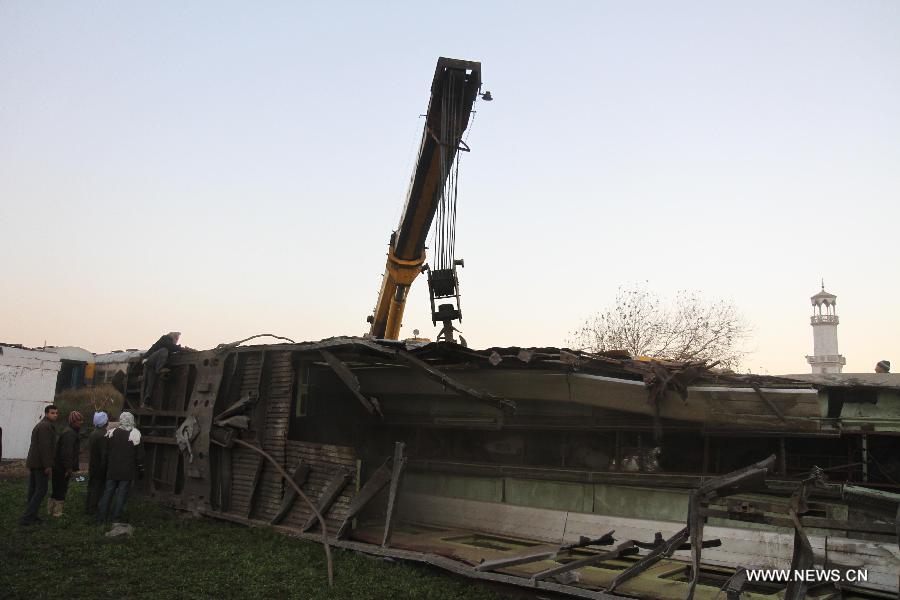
(213, 391, 258, 423)
(784, 509, 815, 600)
(474, 546, 566, 573)
(532, 541, 638, 583)
(336, 459, 393, 539)
(382, 442, 407, 547)
(686, 455, 774, 600)
(319, 350, 381, 417)
(395, 349, 515, 411)
(270, 461, 311, 525)
(751, 385, 787, 423)
(219, 448, 233, 512)
(313, 535, 624, 600)
(476, 532, 615, 573)
(245, 455, 265, 520)
(608, 528, 689, 592)
(783, 467, 828, 600)
(696, 454, 775, 498)
(723, 567, 749, 600)
(301, 470, 352, 533)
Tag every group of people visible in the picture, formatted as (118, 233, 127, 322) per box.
(20, 405, 145, 527)
(17, 330, 187, 527)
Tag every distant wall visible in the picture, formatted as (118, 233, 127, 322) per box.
(0, 346, 61, 459)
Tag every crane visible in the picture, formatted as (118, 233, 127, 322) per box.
(367, 58, 485, 342)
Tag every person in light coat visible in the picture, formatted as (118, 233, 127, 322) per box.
(96, 412, 145, 525)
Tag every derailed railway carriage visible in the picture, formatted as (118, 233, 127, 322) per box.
(127, 56, 897, 599)
(127, 338, 900, 599)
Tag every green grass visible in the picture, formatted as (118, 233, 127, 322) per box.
(0, 478, 508, 599)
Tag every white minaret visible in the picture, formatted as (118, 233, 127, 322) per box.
(805, 282, 846, 374)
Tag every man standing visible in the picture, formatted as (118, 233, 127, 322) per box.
(49, 410, 84, 517)
(86, 411, 109, 515)
(875, 360, 891, 374)
(20, 405, 59, 526)
(97, 412, 144, 525)
(141, 331, 185, 409)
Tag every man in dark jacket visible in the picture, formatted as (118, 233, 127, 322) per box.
(141, 331, 185, 409)
(20, 405, 59, 525)
(85, 411, 109, 515)
(97, 411, 145, 525)
(49, 410, 84, 517)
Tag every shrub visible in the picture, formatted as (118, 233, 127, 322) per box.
(53, 384, 124, 432)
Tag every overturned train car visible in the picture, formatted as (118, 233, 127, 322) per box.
(126, 338, 900, 599)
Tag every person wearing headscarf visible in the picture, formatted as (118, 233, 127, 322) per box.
(96, 412, 145, 525)
(49, 410, 84, 517)
(85, 411, 110, 515)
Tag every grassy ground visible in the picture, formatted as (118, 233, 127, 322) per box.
(0, 475, 508, 599)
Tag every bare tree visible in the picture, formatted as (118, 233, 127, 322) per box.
(570, 283, 750, 369)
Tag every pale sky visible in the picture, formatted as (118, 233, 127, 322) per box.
(1, 1, 898, 375)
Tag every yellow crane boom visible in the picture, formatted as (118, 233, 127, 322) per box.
(367, 58, 483, 340)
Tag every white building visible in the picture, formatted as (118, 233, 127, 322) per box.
(0, 345, 61, 459)
(805, 285, 846, 374)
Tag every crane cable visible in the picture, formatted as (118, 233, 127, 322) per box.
(432, 70, 464, 272)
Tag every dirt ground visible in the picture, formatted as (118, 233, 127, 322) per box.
(0, 459, 28, 480)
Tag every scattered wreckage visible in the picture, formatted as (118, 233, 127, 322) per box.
(126, 339, 900, 599)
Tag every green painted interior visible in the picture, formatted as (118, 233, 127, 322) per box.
(405, 471, 689, 519)
(504, 478, 593, 512)
(404, 472, 859, 539)
(403, 473, 502, 502)
(840, 391, 900, 431)
(404, 469, 867, 540)
(593, 485, 689, 521)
